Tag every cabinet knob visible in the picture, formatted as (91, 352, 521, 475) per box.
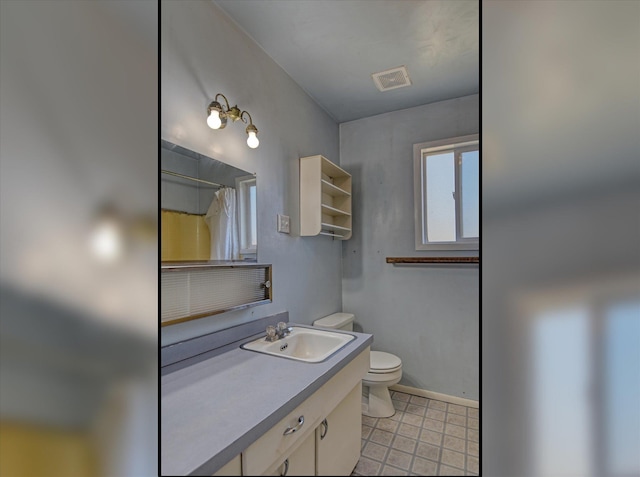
(283, 415, 304, 435)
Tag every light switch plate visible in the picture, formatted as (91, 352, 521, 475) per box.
(277, 214, 290, 234)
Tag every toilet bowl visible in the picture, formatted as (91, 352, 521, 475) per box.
(362, 351, 402, 417)
(313, 313, 403, 418)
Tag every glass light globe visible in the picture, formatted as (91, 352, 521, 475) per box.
(207, 111, 222, 129)
(247, 131, 259, 149)
(90, 219, 123, 262)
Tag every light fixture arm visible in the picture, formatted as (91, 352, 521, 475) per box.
(240, 110, 254, 127)
(214, 93, 231, 111)
(241, 110, 259, 136)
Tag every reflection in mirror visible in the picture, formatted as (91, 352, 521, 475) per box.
(161, 140, 257, 262)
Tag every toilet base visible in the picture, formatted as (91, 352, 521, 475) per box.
(361, 381, 398, 418)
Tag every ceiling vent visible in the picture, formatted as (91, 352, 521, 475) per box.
(371, 66, 412, 92)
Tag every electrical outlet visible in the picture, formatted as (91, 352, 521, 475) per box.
(277, 214, 290, 234)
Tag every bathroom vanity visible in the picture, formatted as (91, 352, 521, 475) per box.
(161, 323, 372, 476)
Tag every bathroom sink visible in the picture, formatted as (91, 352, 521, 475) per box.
(241, 326, 355, 363)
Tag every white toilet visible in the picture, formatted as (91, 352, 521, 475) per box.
(313, 312, 403, 418)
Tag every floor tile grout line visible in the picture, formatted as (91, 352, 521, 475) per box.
(408, 399, 440, 475)
(361, 435, 384, 475)
(444, 406, 468, 474)
(359, 394, 476, 476)
(436, 407, 448, 474)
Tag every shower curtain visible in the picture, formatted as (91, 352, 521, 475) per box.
(204, 188, 240, 260)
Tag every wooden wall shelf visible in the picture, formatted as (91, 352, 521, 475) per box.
(386, 257, 479, 264)
(300, 155, 352, 240)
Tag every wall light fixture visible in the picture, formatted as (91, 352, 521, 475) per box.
(89, 203, 156, 263)
(206, 93, 259, 149)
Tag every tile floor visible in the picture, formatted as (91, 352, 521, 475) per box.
(352, 391, 479, 476)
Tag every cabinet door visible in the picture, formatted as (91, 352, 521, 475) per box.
(316, 382, 362, 476)
(267, 431, 315, 476)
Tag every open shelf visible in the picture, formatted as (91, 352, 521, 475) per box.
(321, 179, 351, 197)
(321, 222, 351, 232)
(300, 155, 352, 240)
(319, 231, 346, 239)
(321, 203, 351, 217)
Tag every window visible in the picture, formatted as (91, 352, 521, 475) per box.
(236, 175, 257, 255)
(413, 134, 479, 250)
(517, 276, 640, 477)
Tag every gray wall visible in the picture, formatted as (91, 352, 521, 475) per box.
(340, 95, 479, 400)
(161, 0, 342, 346)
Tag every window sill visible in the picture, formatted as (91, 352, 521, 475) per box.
(415, 242, 479, 251)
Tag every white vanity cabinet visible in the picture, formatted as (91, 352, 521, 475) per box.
(315, 383, 362, 475)
(241, 347, 369, 476)
(300, 155, 352, 240)
(267, 432, 315, 476)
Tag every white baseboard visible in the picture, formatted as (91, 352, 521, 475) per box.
(390, 384, 479, 409)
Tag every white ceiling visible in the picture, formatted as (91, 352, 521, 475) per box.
(215, 0, 479, 123)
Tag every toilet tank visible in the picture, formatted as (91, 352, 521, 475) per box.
(313, 312, 355, 331)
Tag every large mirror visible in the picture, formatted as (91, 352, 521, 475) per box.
(161, 139, 257, 262)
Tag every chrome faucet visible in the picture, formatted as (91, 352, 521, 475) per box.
(277, 322, 292, 338)
(265, 322, 292, 342)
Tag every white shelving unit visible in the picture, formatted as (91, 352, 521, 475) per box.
(300, 155, 352, 240)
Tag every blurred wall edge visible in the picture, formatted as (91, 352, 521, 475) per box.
(483, 1, 640, 477)
(0, 1, 158, 477)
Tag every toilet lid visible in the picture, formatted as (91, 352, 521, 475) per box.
(370, 351, 402, 371)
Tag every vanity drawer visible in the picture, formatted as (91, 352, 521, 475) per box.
(242, 348, 369, 476)
(242, 387, 323, 476)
